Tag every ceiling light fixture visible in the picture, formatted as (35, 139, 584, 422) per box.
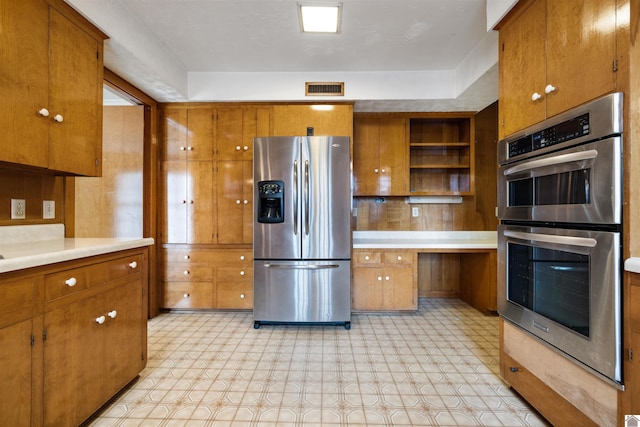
(298, 3, 342, 33)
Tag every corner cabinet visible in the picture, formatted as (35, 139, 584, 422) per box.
(0, 0, 105, 176)
(408, 115, 474, 195)
(497, 0, 617, 138)
(0, 248, 148, 427)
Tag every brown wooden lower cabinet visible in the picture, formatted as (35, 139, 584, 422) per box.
(0, 248, 148, 427)
(161, 246, 253, 309)
(352, 249, 417, 311)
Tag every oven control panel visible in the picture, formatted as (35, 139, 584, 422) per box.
(508, 113, 590, 158)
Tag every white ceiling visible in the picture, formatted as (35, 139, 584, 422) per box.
(68, 0, 517, 112)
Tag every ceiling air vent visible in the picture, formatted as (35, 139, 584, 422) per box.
(305, 82, 344, 96)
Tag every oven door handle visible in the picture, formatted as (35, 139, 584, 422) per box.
(503, 149, 598, 176)
(503, 230, 597, 248)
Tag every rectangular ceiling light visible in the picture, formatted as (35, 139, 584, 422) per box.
(298, 3, 342, 33)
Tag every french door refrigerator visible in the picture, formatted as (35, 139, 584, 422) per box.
(253, 136, 352, 329)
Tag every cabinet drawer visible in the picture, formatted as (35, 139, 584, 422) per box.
(162, 282, 214, 309)
(216, 267, 253, 282)
(45, 262, 109, 301)
(383, 251, 415, 266)
(106, 254, 143, 281)
(353, 251, 381, 265)
(163, 264, 214, 282)
(162, 248, 212, 264)
(216, 282, 252, 309)
(212, 250, 253, 266)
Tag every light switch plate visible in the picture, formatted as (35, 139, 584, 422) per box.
(412, 207, 420, 217)
(43, 200, 55, 219)
(11, 199, 26, 220)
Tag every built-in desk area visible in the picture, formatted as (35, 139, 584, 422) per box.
(352, 231, 497, 313)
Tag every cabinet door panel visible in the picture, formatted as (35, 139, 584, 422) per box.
(545, 0, 616, 118)
(352, 268, 383, 310)
(215, 108, 245, 160)
(353, 118, 381, 196)
(187, 108, 214, 161)
(242, 160, 253, 244)
(161, 160, 188, 243)
(49, 8, 102, 176)
(0, 0, 49, 168)
(217, 160, 246, 244)
(384, 269, 415, 310)
(187, 161, 215, 244)
(0, 320, 32, 427)
(378, 118, 407, 195)
(161, 108, 188, 161)
(498, 0, 546, 137)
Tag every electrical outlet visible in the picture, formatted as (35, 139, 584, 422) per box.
(11, 199, 26, 220)
(43, 200, 55, 219)
(412, 206, 419, 217)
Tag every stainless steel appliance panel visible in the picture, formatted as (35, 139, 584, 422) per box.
(253, 260, 351, 323)
(498, 224, 622, 384)
(301, 137, 352, 260)
(254, 137, 302, 260)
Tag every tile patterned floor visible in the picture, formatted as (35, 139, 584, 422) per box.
(89, 299, 549, 427)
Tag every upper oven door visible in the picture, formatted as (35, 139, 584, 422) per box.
(497, 137, 622, 225)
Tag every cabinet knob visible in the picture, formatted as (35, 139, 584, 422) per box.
(385, 276, 390, 281)
(381, 169, 386, 174)
(397, 256, 402, 261)
(65, 277, 77, 287)
(377, 276, 383, 281)
(240, 293, 246, 299)
(182, 200, 187, 204)
(53, 114, 64, 123)
(129, 261, 138, 269)
(240, 270, 245, 276)
(187, 146, 193, 151)
(544, 84, 556, 94)
(190, 200, 194, 204)
(243, 146, 249, 151)
(240, 255, 245, 260)
(95, 315, 106, 325)
(365, 255, 370, 260)
(531, 92, 542, 101)
(374, 168, 379, 174)
(184, 255, 190, 260)
(38, 108, 50, 117)
(509, 366, 520, 373)
(236, 145, 241, 151)
(107, 310, 117, 319)
(183, 293, 190, 298)
(180, 146, 186, 151)
(236, 199, 241, 204)
(184, 270, 190, 276)
(243, 199, 249, 205)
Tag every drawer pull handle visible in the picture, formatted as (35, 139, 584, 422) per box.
(65, 277, 77, 287)
(236, 145, 241, 151)
(240, 293, 245, 299)
(531, 92, 542, 101)
(107, 310, 117, 319)
(365, 256, 370, 261)
(38, 108, 50, 117)
(240, 271, 245, 276)
(129, 261, 138, 269)
(184, 255, 190, 260)
(240, 255, 245, 260)
(385, 276, 390, 281)
(509, 367, 520, 373)
(397, 256, 402, 261)
(244, 145, 249, 151)
(95, 315, 106, 325)
(184, 270, 190, 276)
(183, 293, 190, 298)
(53, 114, 64, 123)
(377, 276, 382, 281)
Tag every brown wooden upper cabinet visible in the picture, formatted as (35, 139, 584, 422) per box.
(353, 116, 408, 196)
(498, 0, 617, 138)
(215, 107, 271, 160)
(271, 104, 354, 137)
(0, 0, 105, 176)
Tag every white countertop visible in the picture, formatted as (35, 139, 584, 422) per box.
(353, 231, 497, 249)
(0, 225, 154, 274)
(625, 258, 640, 274)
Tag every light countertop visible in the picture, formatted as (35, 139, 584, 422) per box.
(625, 258, 640, 274)
(0, 224, 154, 274)
(353, 231, 497, 249)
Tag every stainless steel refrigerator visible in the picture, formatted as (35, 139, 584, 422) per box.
(253, 136, 352, 329)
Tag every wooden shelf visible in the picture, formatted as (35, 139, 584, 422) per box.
(409, 142, 469, 147)
(410, 164, 470, 169)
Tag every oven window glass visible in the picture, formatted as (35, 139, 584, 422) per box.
(507, 242, 590, 337)
(508, 178, 533, 206)
(535, 169, 591, 205)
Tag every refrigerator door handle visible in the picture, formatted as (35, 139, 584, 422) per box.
(263, 263, 340, 270)
(304, 160, 310, 235)
(293, 160, 298, 235)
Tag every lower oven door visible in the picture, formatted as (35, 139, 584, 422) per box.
(498, 224, 622, 385)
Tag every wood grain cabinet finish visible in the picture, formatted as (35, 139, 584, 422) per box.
(0, 0, 104, 176)
(0, 248, 148, 427)
(352, 249, 417, 311)
(353, 117, 408, 196)
(161, 247, 253, 309)
(498, 0, 617, 138)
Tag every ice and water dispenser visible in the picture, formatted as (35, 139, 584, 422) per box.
(257, 180, 284, 223)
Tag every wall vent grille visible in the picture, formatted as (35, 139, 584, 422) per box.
(305, 82, 344, 96)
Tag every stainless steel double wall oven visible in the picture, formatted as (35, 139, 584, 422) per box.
(497, 93, 624, 386)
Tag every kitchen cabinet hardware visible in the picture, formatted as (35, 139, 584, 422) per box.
(544, 84, 556, 94)
(510, 366, 520, 373)
(38, 108, 50, 117)
(128, 261, 138, 269)
(107, 310, 117, 319)
(65, 277, 77, 287)
(95, 315, 106, 325)
(531, 92, 542, 101)
(52, 114, 64, 123)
